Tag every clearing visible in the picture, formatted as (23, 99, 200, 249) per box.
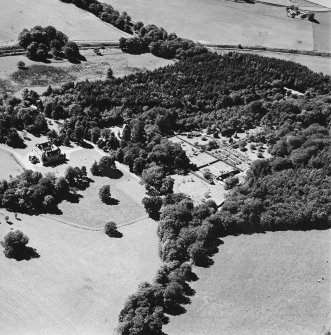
(0, 212, 159, 335)
(164, 229, 331, 335)
(0, 0, 130, 47)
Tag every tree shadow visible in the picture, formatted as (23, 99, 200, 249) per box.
(66, 192, 83, 203)
(80, 140, 94, 149)
(195, 238, 224, 268)
(104, 169, 123, 179)
(45, 158, 69, 168)
(68, 58, 81, 64)
(166, 303, 187, 316)
(5, 246, 40, 261)
(105, 198, 120, 206)
(107, 230, 123, 238)
(310, 18, 320, 24)
(77, 54, 87, 62)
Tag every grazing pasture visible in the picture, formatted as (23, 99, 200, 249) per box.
(0, 213, 159, 335)
(0, 0, 130, 47)
(164, 229, 331, 335)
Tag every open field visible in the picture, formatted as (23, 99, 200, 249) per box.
(104, 0, 326, 51)
(0, 212, 159, 335)
(0, 48, 174, 94)
(165, 229, 331, 335)
(0, 148, 24, 179)
(0, 0, 130, 47)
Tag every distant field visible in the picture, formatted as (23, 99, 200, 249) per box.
(0, 0, 130, 46)
(164, 229, 331, 335)
(105, 0, 319, 51)
(0, 213, 159, 335)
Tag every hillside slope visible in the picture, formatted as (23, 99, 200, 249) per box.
(0, 0, 130, 46)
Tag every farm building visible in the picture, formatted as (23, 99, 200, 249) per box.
(30, 141, 66, 166)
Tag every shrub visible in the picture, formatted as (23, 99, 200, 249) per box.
(17, 61, 26, 69)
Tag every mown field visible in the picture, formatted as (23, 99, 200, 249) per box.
(0, 0, 130, 46)
(0, 213, 159, 335)
(164, 229, 331, 335)
(104, 0, 323, 51)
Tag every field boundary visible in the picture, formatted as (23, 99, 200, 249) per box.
(1, 42, 331, 58)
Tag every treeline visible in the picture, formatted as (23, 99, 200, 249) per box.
(58, 0, 206, 59)
(118, 196, 219, 334)
(119, 25, 207, 60)
(0, 166, 89, 214)
(18, 26, 82, 62)
(0, 89, 47, 148)
(60, 0, 133, 33)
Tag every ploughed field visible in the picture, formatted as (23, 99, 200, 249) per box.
(164, 229, 331, 335)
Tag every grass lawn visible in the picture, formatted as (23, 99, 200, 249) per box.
(0, 212, 160, 335)
(164, 229, 331, 335)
